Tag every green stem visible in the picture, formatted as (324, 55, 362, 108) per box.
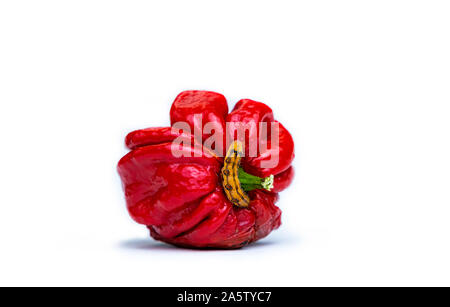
(238, 168, 274, 192)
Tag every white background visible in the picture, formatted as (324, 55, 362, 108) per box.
(1, 1, 449, 286)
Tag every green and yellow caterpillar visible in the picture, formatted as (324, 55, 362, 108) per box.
(221, 141, 251, 208)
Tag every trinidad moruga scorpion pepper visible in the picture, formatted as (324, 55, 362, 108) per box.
(117, 90, 295, 249)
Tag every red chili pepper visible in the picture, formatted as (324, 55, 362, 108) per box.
(117, 90, 295, 248)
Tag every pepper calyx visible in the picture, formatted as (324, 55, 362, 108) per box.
(238, 168, 274, 192)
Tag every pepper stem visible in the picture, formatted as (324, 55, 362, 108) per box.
(238, 168, 274, 192)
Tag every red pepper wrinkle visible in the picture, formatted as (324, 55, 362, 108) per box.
(170, 91, 228, 157)
(271, 166, 295, 193)
(243, 121, 295, 177)
(173, 191, 232, 243)
(117, 90, 295, 248)
(118, 142, 220, 226)
(226, 100, 294, 177)
(226, 99, 274, 156)
(248, 190, 281, 241)
(125, 127, 193, 150)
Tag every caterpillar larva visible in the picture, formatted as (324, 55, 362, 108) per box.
(221, 141, 251, 208)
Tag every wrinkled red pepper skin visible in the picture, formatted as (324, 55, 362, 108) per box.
(117, 91, 294, 249)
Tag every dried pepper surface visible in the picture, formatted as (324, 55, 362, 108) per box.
(118, 90, 295, 248)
